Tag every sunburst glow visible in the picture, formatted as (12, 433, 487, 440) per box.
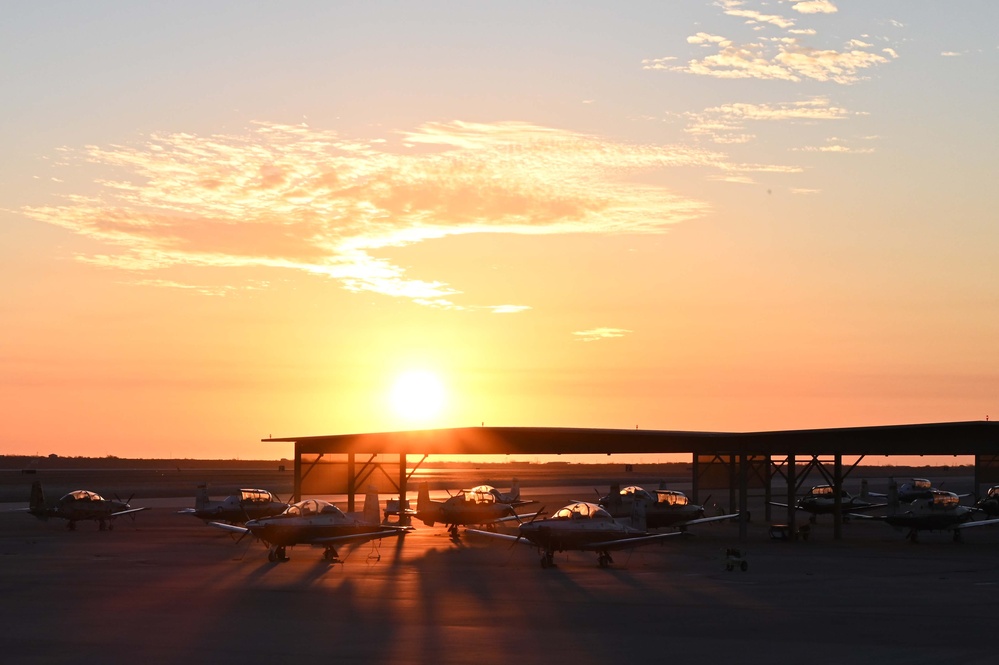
(389, 370, 447, 422)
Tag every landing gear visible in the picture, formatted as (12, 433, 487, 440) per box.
(322, 546, 342, 563)
(597, 552, 614, 568)
(267, 546, 289, 562)
(67, 521, 76, 531)
(540, 551, 556, 569)
(907, 529, 919, 543)
(953, 529, 963, 543)
(448, 524, 460, 540)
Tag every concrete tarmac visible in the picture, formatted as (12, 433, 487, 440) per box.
(3, 492, 999, 665)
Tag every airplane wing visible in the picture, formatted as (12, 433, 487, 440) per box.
(207, 521, 250, 535)
(578, 531, 688, 552)
(309, 528, 411, 545)
(177, 508, 197, 515)
(768, 501, 790, 508)
(954, 517, 999, 530)
(846, 503, 889, 513)
(495, 511, 541, 524)
(464, 528, 525, 543)
(678, 513, 740, 527)
(110, 507, 149, 518)
(845, 512, 886, 520)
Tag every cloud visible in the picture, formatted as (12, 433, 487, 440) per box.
(572, 327, 633, 342)
(23, 122, 715, 309)
(792, 1, 838, 14)
(654, 38, 890, 83)
(685, 96, 853, 143)
(644, 2, 892, 84)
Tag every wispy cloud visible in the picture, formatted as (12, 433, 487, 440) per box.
(572, 327, 633, 342)
(685, 96, 854, 143)
(643, 1, 893, 84)
(792, 1, 838, 15)
(23, 122, 718, 309)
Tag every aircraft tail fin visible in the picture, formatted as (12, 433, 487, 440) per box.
(888, 477, 899, 512)
(363, 486, 380, 524)
(29, 480, 45, 514)
(195, 484, 210, 511)
(417, 482, 435, 526)
(508, 478, 520, 502)
(630, 497, 648, 531)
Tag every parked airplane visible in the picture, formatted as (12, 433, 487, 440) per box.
(177, 485, 288, 524)
(468, 500, 687, 568)
(596, 484, 738, 529)
(869, 477, 970, 505)
(210, 487, 410, 562)
(416, 482, 537, 538)
(769, 484, 887, 523)
(464, 480, 535, 508)
(26, 481, 147, 530)
(850, 489, 999, 542)
(974, 485, 999, 516)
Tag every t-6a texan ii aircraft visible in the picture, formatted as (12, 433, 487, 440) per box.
(415, 482, 540, 539)
(25, 481, 148, 530)
(468, 500, 688, 569)
(210, 487, 411, 563)
(177, 485, 288, 524)
(850, 489, 999, 542)
(596, 484, 738, 529)
(769, 484, 887, 523)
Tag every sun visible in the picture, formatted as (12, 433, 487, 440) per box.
(389, 370, 447, 422)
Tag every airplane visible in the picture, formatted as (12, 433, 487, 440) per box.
(869, 477, 970, 505)
(209, 487, 410, 563)
(464, 479, 536, 508)
(26, 481, 148, 530)
(177, 485, 288, 524)
(467, 500, 688, 568)
(849, 488, 999, 542)
(415, 481, 538, 539)
(974, 485, 999, 516)
(596, 484, 738, 529)
(768, 484, 887, 523)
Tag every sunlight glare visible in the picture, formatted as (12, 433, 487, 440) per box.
(389, 370, 447, 422)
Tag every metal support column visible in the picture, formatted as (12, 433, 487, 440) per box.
(293, 443, 302, 502)
(833, 453, 843, 540)
(347, 452, 356, 513)
(739, 450, 749, 542)
(691, 452, 699, 504)
(786, 454, 796, 535)
(764, 455, 772, 522)
(399, 452, 409, 525)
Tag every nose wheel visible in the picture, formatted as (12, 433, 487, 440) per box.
(267, 546, 289, 562)
(597, 552, 614, 568)
(540, 551, 556, 569)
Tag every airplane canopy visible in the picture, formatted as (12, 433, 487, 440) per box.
(463, 486, 498, 504)
(620, 486, 655, 503)
(284, 499, 345, 517)
(61, 490, 103, 502)
(655, 490, 689, 506)
(240, 489, 279, 503)
(553, 502, 613, 520)
(927, 490, 960, 509)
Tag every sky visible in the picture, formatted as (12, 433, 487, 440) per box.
(2, 1, 998, 460)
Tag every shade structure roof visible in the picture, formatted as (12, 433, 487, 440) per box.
(265, 420, 999, 457)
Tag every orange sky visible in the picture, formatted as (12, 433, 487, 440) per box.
(2, 2, 997, 460)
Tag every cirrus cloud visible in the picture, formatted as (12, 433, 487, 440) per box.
(24, 121, 717, 309)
